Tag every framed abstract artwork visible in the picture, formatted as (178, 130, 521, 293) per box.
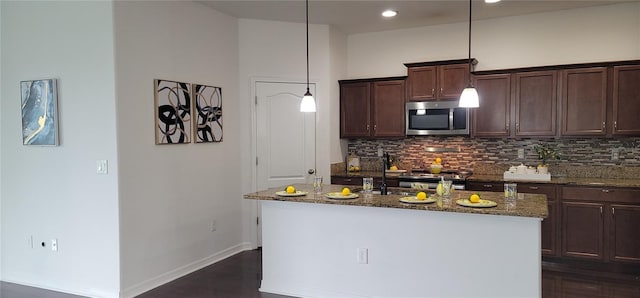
(192, 84, 223, 143)
(21, 79, 59, 146)
(154, 79, 192, 144)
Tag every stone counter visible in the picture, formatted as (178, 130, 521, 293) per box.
(244, 183, 548, 219)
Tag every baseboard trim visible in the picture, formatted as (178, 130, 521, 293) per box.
(121, 242, 254, 298)
(0, 278, 117, 298)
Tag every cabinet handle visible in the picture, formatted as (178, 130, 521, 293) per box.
(506, 123, 510, 133)
(440, 87, 443, 96)
(529, 186, 539, 190)
(483, 184, 493, 188)
(366, 124, 370, 131)
(432, 88, 435, 96)
(612, 207, 615, 216)
(602, 189, 610, 193)
(614, 121, 618, 130)
(600, 206, 603, 215)
(602, 122, 606, 130)
(516, 122, 520, 131)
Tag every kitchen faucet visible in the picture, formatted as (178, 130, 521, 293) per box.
(381, 152, 389, 195)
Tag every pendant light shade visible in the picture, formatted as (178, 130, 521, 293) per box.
(459, 0, 479, 108)
(300, 0, 316, 112)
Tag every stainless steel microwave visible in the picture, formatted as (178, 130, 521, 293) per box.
(405, 101, 470, 135)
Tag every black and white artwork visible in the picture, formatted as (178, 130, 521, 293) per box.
(154, 79, 191, 144)
(21, 79, 59, 146)
(192, 84, 223, 143)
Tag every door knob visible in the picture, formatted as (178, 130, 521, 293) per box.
(308, 169, 315, 174)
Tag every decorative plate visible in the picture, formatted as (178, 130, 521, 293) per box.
(275, 191, 308, 197)
(399, 196, 436, 204)
(456, 199, 498, 208)
(325, 192, 359, 199)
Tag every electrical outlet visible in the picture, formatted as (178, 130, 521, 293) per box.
(517, 149, 525, 159)
(377, 148, 383, 157)
(51, 239, 58, 251)
(211, 220, 217, 232)
(357, 248, 368, 264)
(611, 148, 619, 161)
(96, 160, 108, 174)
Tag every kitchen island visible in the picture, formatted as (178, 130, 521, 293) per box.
(245, 184, 548, 298)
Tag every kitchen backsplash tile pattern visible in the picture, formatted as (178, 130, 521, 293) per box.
(346, 137, 640, 173)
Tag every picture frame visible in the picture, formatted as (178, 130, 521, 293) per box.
(192, 84, 223, 143)
(154, 79, 192, 144)
(21, 79, 59, 146)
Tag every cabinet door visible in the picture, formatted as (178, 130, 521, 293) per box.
(407, 66, 437, 101)
(514, 71, 557, 136)
(439, 64, 469, 100)
(609, 204, 640, 263)
(519, 184, 558, 256)
(472, 74, 511, 137)
(562, 201, 604, 260)
(372, 80, 406, 137)
(612, 65, 640, 136)
(340, 82, 371, 138)
(561, 67, 607, 136)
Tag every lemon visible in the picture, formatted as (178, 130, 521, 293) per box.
(286, 186, 296, 194)
(341, 187, 351, 196)
(390, 165, 398, 171)
(416, 192, 427, 201)
(435, 157, 442, 164)
(436, 183, 444, 196)
(470, 193, 481, 203)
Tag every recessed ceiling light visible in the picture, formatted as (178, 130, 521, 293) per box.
(382, 10, 397, 18)
(485, 0, 501, 3)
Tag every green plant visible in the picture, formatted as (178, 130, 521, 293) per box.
(534, 144, 561, 165)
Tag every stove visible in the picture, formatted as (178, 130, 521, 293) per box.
(398, 170, 468, 190)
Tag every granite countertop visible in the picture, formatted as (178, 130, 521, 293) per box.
(468, 174, 640, 188)
(244, 184, 548, 219)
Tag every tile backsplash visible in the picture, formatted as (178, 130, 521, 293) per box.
(346, 136, 640, 173)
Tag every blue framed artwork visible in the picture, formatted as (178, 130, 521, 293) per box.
(154, 79, 192, 144)
(21, 79, 59, 146)
(192, 84, 223, 143)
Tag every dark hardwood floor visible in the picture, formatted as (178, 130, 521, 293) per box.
(2, 249, 639, 297)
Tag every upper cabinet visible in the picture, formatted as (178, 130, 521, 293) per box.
(340, 77, 406, 138)
(472, 74, 511, 137)
(514, 71, 558, 137)
(472, 70, 557, 138)
(405, 59, 476, 102)
(612, 65, 640, 136)
(560, 67, 608, 136)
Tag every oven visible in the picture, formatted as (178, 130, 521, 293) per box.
(398, 172, 467, 190)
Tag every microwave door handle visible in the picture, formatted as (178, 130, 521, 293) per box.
(449, 108, 454, 130)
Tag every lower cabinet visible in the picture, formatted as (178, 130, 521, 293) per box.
(561, 186, 640, 263)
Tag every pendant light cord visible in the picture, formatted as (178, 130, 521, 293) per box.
(467, 0, 472, 86)
(306, 0, 310, 93)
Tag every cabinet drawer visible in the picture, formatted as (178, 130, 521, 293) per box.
(466, 181, 502, 191)
(331, 176, 363, 186)
(518, 184, 557, 201)
(563, 186, 640, 204)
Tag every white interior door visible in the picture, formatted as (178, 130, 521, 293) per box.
(256, 82, 316, 189)
(255, 81, 316, 245)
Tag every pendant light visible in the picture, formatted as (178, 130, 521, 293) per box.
(459, 0, 480, 108)
(300, 0, 317, 112)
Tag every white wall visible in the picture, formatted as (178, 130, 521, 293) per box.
(347, 2, 640, 78)
(0, 1, 3, 282)
(0, 2, 120, 297)
(113, 2, 244, 297)
(238, 19, 334, 247)
(329, 27, 348, 163)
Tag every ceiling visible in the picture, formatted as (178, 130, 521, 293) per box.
(199, 0, 636, 34)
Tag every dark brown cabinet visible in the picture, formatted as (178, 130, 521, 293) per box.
(405, 60, 474, 102)
(472, 74, 511, 137)
(518, 183, 559, 256)
(472, 71, 557, 137)
(561, 186, 640, 263)
(612, 65, 640, 136)
(562, 201, 605, 260)
(560, 67, 608, 136)
(340, 78, 405, 138)
(330, 176, 399, 188)
(514, 71, 558, 136)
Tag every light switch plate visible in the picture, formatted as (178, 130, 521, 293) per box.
(96, 160, 108, 174)
(517, 149, 525, 159)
